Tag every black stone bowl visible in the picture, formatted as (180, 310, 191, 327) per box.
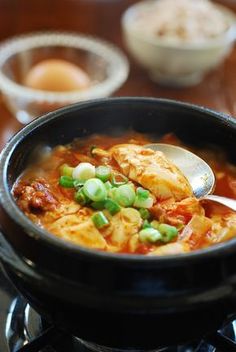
(1, 98, 236, 350)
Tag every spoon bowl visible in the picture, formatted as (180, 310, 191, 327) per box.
(145, 143, 236, 211)
(145, 143, 215, 198)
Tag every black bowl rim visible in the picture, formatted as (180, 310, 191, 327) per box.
(1, 97, 236, 264)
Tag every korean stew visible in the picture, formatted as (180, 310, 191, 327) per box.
(13, 133, 236, 255)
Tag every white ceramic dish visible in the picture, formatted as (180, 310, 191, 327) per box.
(122, 0, 236, 87)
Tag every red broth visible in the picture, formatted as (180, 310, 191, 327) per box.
(12, 133, 236, 255)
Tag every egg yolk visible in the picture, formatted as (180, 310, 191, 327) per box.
(24, 59, 91, 92)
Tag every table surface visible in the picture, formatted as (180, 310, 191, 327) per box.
(0, 0, 236, 149)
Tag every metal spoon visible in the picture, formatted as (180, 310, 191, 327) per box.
(145, 143, 236, 211)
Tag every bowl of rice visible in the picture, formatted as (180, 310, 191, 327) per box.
(122, 0, 236, 87)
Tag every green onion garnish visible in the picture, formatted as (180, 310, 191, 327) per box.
(139, 228, 162, 243)
(91, 201, 106, 210)
(159, 224, 178, 243)
(92, 211, 109, 228)
(104, 199, 121, 215)
(73, 179, 85, 189)
(60, 164, 74, 177)
(108, 187, 117, 199)
(72, 162, 95, 181)
(142, 220, 152, 229)
(95, 166, 111, 182)
(139, 208, 151, 220)
(83, 178, 107, 202)
(111, 172, 128, 187)
(75, 188, 89, 205)
(150, 220, 160, 230)
(59, 176, 75, 188)
(104, 181, 113, 191)
(114, 184, 135, 207)
(133, 196, 154, 209)
(136, 187, 149, 200)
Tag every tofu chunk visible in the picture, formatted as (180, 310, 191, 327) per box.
(110, 144, 193, 201)
(109, 208, 142, 246)
(148, 242, 190, 256)
(48, 212, 107, 249)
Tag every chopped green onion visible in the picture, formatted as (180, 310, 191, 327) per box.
(133, 196, 154, 209)
(139, 228, 162, 243)
(59, 176, 75, 188)
(136, 187, 149, 200)
(111, 172, 128, 187)
(75, 188, 90, 205)
(139, 208, 151, 220)
(104, 181, 113, 191)
(83, 178, 107, 202)
(60, 164, 74, 177)
(142, 220, 152, 229)
(72, 162, 95, 181)
(95, 166, 111, 182)
(91, 201, 106, 210)
(159, 224, 178, 243)
(108, 187, 117, 199)
(150, 220, 160, 230)
(73, 179, 85, 189)
(92, 211, 109, 228)
(104, 199, 121, 215)
(114, 184, 135, 207)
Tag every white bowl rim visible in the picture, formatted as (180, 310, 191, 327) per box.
(122, 0, 236, 50)
(0, 31, 129, 103)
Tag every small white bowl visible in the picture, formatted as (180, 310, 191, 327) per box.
(0, 32, 129, 124)
(122, 0, 236, 87)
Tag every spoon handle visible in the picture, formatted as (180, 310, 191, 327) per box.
(202, 194, 236, 211)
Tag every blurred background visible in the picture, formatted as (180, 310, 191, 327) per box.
(0, 0, 235, 148)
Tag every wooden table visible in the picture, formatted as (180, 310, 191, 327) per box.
(0, 0, 235, 149)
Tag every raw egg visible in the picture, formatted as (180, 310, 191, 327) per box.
(24, 59, 91, 92)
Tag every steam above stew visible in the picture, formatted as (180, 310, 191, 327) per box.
(13, 133, 236, 255)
